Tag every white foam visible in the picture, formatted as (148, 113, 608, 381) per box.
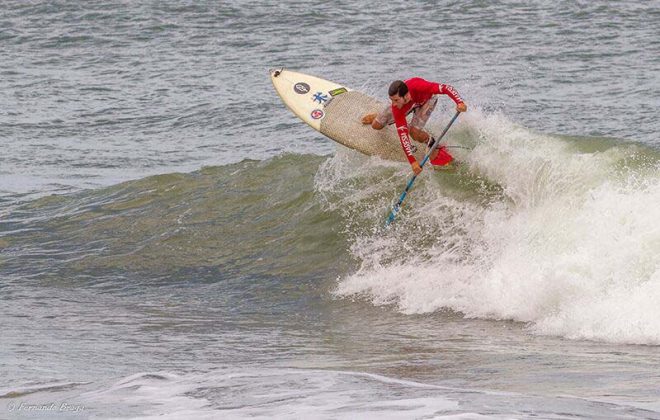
(329, 111, 660, 345)
(79, 369, 463, 419)
(77, 368, 653, 418)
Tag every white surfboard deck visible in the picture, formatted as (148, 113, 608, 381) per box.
(270, 68, 431, 163)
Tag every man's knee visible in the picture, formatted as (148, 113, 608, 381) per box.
(410, 127, 429, 142)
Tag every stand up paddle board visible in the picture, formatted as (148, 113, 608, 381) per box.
(270, 68, 454, 164)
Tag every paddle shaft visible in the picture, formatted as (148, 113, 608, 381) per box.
(384, 111, 461, 227)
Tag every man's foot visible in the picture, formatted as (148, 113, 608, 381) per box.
(361, 113, 377, 125)
(430, 146, 454, 166)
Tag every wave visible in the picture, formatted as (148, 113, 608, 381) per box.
(74, 368, 660, 419)
(328, 110, 660, 345)
(2, 110, 659, 344)
(0, 381, 90, 399)
(0, 155, 350, 285)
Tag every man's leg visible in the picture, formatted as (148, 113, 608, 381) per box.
(409, 96, 438, 141)
(410, 96, 439, 158)
(410, 126, 430, 143)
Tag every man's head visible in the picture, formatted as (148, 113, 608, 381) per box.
(388, 80, 410, 109)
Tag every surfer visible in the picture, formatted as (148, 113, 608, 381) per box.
(361, 78, 467, 175)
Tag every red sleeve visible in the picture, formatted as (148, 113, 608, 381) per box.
(407, 77, 464, 104)
(392, 105, 416, 164)
(438, 83, 464, 105)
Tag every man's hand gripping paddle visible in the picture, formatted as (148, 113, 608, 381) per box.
(384, 111, 461, 227)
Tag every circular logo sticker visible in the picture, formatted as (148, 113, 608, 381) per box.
(293, 82, 310, 94)
(311, 109, 324, 120)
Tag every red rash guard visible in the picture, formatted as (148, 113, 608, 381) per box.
(393, 78, 464, 164)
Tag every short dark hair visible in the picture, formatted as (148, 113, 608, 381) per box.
(388, 80, 408, 97)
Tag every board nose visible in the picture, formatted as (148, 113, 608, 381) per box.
(269, 68, 284, 78)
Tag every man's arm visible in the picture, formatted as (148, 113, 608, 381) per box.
(413, 78, 467, 112)
(393, 107, 422, 175)
(438, 83, 467, 112)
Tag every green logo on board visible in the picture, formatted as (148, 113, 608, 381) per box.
(328, 87, 348, 97)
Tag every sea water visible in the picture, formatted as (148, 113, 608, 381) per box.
(1, 1, 660, 419)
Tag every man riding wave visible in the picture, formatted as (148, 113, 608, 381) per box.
(362, 78, 467, 174)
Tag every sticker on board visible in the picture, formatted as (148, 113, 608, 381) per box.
(328, 87, 348, 97)
(294, 82, 311, 94)
(312, 92, 329, 104)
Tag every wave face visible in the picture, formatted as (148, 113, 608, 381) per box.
(1, 155, 350, 289)
(2, 112, 659, 345)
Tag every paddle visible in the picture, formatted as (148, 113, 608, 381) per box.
(384, 111, 461, 227)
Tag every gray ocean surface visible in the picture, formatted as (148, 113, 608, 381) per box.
(1, 1, 660, 419)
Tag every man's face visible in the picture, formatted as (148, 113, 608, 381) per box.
(389, 93, 409, 109)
